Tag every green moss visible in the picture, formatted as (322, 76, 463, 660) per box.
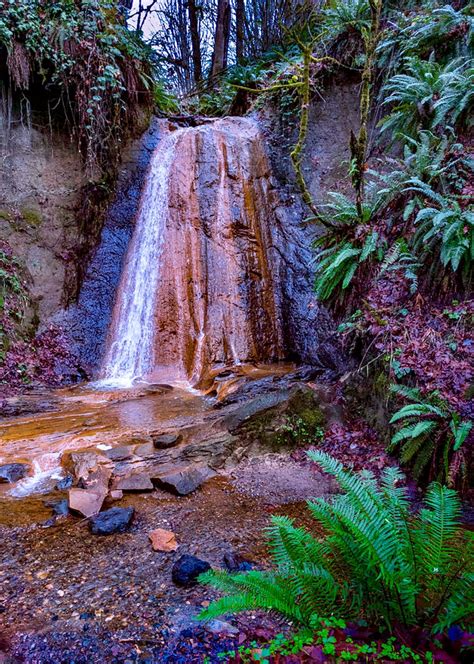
(20, 207, 43, 227)
(0, 209, 12, 221)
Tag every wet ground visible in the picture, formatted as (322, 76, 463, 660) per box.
(0, 463, 333, 663)
(0, 367, 334, 662)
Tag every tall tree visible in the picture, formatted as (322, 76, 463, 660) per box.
(235, 0, 245, 64)
(188, 0, 203, 84)
(210, 0, 231, 79)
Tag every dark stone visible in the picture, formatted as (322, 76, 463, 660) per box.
(152, 433, 182, 449)
(55, 475, 73, 490)
(45, 498, 69, 517)
(89, 507, 134, 535)
(152, 465, 214, 495)
(223, 552, 252, 573)
(0, 463, 29, 483)
(171, 554, 211, 587)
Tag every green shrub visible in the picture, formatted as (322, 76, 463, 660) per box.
(389, 384, 472, 485)
(199, 451, 474, 634)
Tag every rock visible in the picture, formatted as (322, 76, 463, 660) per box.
(223, 552, 252, 573)
(55, 475, 73, 490)
(0, 463, 30, 483)
(89, 507, 134, 535)
(205, 619, 239, 636)
(68, 487, 107, 518)
(152, 432, 182, 449)
(149, 528, 178, 552)
(67, 452, 105, 482)
(171, 554, 211, 587)
(45, 498, 69, 517)
(114, 473, 153, 491)
(134, 442, 155, 458)
(109, 490, 123, 500)
(104, 445, 136, 462)
(152, 465, 214, 496)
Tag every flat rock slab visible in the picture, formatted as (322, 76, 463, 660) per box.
(69, 487, 107, 518)
(152, 465, 215, 495)
(89, 507, 134, 535)
(171, 554, 211, 586)
(114, 473, 154, 492)
(0, 463, 30, 483)
(104, 445, 136, 462)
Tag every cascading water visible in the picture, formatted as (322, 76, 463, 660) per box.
(99, 129, 185, 386)
(99, 118, 285, 388)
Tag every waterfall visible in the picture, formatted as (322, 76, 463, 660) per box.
(99, 118, 284, 388)
(99, 129, 185, 387)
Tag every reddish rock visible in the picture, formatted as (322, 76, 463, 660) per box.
(148, 528, 178, 552)
(68, 487, 107, 518)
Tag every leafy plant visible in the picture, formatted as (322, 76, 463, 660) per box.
(323, 0, 371, 40)
(199, 452, 474, 634)
(379, 239, 421, 294)
(389, 384, 472, 485)
(380, 56, 473, 138)
(413, 199, 473, 274)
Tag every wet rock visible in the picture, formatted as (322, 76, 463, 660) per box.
(171, 554, 211, 586)
(145, 383, 174, 393)
(149, 528, 178, 552)
(45, 498, 69, 517)
(223, 552, 252, 573)
(104, 445, 136, 462)
(152, 432, 182, 449)
(55, 475, 73, 490)
(0, 394, 59, 418)
(68, 487, 107, 518)
(89, 507, 134, 535)
(152, 464, 215, 495)
(114, 473, 153, 492)
(0, 463, 30, 483)
(66, 452, 107, 482)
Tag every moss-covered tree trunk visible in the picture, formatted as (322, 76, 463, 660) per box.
(350, 0, 383, 222)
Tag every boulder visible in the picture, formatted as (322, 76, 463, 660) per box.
(152, 464, 214, 495)
(69, 487, 107, 518)
(0, 463, 30, 483)
(89, 507, 135, 535)
(152, 432, 182, 449)
(67, 452, 105, 482)
(171, 554, 211, 586)
(149, 528, 178, 552)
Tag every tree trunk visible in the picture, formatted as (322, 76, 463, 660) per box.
(210, 0, 231, 79)
(236, 0, 245, 64)
(188, 0, 202, 84)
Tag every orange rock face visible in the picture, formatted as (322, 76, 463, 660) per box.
(101, 118, 285, 387)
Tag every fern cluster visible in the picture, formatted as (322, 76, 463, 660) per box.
(389, 384, 473, 486)
(199, 452, 474, 635)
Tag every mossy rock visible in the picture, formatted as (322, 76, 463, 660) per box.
(0, 209, 12, 222)
(236, 385, 326, 451)
(20, 207, 43, 227)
